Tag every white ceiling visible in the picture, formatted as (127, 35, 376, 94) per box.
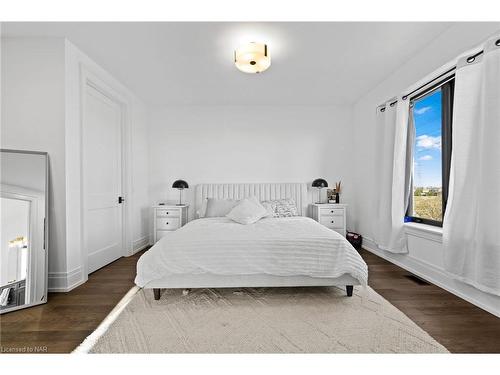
(2, 22, 455, 106)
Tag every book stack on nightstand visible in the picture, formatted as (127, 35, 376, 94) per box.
(153, 204, 189, 243)
(310, 203, 347, 237)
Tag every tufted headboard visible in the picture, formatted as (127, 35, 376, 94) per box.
(195, 183, 308, 217)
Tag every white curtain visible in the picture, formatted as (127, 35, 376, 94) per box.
(443, 35, 500, 296)
(373, 98, 409, 253)
(404, 111, 416, 214)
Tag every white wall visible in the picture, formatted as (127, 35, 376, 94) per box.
(130, 103, 150, 251)
(352, 23, 500, 317)
(1, 37, 67, 279)
(149, 105, 353, 227)
(1, 37, 150, 291)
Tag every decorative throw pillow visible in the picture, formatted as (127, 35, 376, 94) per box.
(204, 198, 239, 217)
(261, 199, 299, 217)
(226, 197, 268, 225)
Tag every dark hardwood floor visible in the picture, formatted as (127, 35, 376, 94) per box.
(0, 251, 145, 354)
(361, 250, 500, 353)
(1, 248, 499, 353)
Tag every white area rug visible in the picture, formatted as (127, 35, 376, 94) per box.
(78, 286, 448, 353)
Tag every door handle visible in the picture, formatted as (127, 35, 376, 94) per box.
(118, 196, 125, 204)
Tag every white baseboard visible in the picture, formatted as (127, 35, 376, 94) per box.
(362, 237, 500, 318)
(48, 266, 85, 292)
(49, 236, 149, 292)
(132, 235, 150, 254)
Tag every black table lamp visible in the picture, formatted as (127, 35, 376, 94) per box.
(172, 180, 189, 206)
(312, 178, 328, 204)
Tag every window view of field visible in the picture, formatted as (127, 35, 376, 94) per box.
(413, 187, 442, 222)
(411, 89, 443, 222)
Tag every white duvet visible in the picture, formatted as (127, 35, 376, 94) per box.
(135, 217, 368, 287)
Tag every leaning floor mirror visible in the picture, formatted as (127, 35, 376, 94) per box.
(0, 149, 49, 314)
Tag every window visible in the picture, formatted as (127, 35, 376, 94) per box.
(406, 78, 454, 227)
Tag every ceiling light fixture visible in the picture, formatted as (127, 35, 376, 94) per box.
(234, 42, 271, 74)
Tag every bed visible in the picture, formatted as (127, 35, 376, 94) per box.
(135, 183, 368, 300)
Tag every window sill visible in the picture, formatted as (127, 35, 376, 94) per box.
(404, 222, 443, 243)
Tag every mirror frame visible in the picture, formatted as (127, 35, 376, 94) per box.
(0, 149, 49, 314)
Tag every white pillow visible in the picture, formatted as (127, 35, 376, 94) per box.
(196, 198, 208, 218)
(226, 197, 268, 225)
(204, 198, 239, 217)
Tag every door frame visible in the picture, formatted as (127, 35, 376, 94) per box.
(80, 67, 133, 279)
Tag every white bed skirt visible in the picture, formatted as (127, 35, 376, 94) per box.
(142, 273, 359, 289)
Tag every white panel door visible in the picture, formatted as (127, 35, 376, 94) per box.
(83, 84, 123, 274)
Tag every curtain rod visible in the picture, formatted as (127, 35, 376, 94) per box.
(378, 99, 398, 112)
(376, 37, 500, 112)
(402, 49, 486, 100)
(379, 65, 456, 112)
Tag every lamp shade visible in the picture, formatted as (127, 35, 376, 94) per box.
(312, 178, 328, 188)
(172, 180, 189, 189)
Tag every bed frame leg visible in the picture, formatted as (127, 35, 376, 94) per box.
(346, 285, 353, 297)
(153, 288, 161, 300)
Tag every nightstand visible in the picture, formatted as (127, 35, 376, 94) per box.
(153, 204, 189, 243)
(310, 203, 347, 237)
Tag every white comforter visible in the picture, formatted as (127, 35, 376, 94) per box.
(135, 217, 368, 287)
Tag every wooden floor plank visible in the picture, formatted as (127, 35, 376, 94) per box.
(1, 248, 498, 353)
